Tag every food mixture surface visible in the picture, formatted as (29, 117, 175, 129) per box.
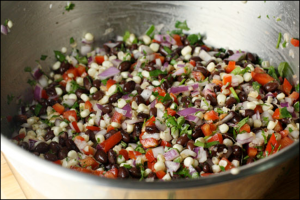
(10, 21, 299, 181)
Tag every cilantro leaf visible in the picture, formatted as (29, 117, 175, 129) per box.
(123, 31, 131, 42)
(205, 141, 220, 148)
(229, 87, 240, 103)
(24, 67, 32, 72)
(101, 79, 108, 86)
(146, 25, 155, 36)
(215, 108, 224, 114)
(149, 69, 167, 77)
(65, 2, 75, 11)
(240, 66, 251, 75)
(294, 102, 299, 112)
(295, 84, 299, 93)
(280, 107, 292, 119)
(236, 117, 249, 132)
(220, 166, 226, 172)
(230, 66, 241, 75)
(34, 103, 42, 116)
(163, 46, 173, 55)
(252, 81, 261, 92)
(194, 141, 205, 147)
(70, 37, 75, 44)
(123, 164, 132, 169)
(135, 146, 146, 154)
(266, 66, 280, 81)
(187, 34, 200, 45)
(54, 51, 66, 62)
(175, 20, 190, 31)
(276, 32, 282, 49)
(40, 55, 47, 61)
(27, 79, 36, 86)
(175, 167, 191, 178)
(278, 62, 293, 78)
(170, 29, 183, 35)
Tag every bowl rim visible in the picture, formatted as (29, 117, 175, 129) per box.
(1, 134, 299, 190)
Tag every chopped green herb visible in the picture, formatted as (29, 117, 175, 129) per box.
(146, 25, 155, 36)
(295, 84, 299, 93)
(139, 167, 146, 181)
(258, 15, 261, 19)
(230, 66, 241, 75)
(220, 166, 226, 172)
(123, 31, 131, 42)
(149, 69, 167, 77)
(97, 138, 100, 143)
(101, 79, 108, 86)
(123, 164, 132, 169)
(278, 62, 293, 78)
(65, 2, 75, 11)
(163, 46, 173, 55)
(294, 102, 299, 112)
(170, 29, 183, 35)
(187, 34, 200, 45)
(240, 66, 251, 75)
(194, 141, 205, 147)
(280, 107, 292, 119)
(175, 167, 191, 178)
(34, 103, 42, 116)
(276, 18, 281, 22)
(7, 94, 14, 105)
(266, 15, 270, 19)
(55, 78, 63, 82)
(54, 51, 66, 62)
(70, 37, 75, 44)
(236, 117, 249, 132)
(116, 84, 123, 93)
(24, 67, 32, 72)
(276, 32, 282, 49)
(166, 116, 177, 128)
(229, 87, 240, 103)
(252, 81, 261, 92)
(266, 66, 280, 81)
(175, 20, 190, 31)
(121, 141, 127, 148)
(135, 146, 146, 154)
(288, 127, 293, 133)
(179, 79, 186, 86)
(206, 141, 220, 148)
(263, 117, 269, 125)
(27, 79, 36, 86)
(243, 155, 249, 160)
(76, 56, 88, 65)
(40, 55, 47, 61)
(216, 108, 224, 114)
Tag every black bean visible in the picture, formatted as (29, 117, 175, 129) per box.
(121, 130, 131, 143)
(159, 46, 170, 57)
(163, 99, 173, 108)
(101, 104, 113, 114)
(130, 44, 138, 50)
(172, 174, 181, 179)
(49, 142, 61, 155)
(85, 130, 96, 143)
(147, 172, 158, 179)
(45, 87, 57, 97)
(129, 167, 141, 178)
(93, 80, 102, 88)
(246, 158, 254, 165)
(65, 139, 80, 152)
(176, 76, 186, 82)
(161, 81, 170, 92)
(217, 144, 227, 153)
(202, 162, 212, 173)
(206, 94, 217, 106)
(144, 65, 156, 72)
(246, 53, 256, 63)
(192, 125, 204, 139)
(123, 81, 136, 93)
(158, 74, 167, 80)
(244, 109, 255, 117)
(105, 130, 118, 139)
(230, 111, 241, 124)
(108, 149, 117, 164)
(58, 147, 68, 160)
(166, 75, 174, 85)
(214, 85, 221, 93)
(190, 56, 201, 62)
(92, 90, 105, 100)
(226, 97, 237, 108)
(34, 142, 49, 153)
(149, 107, 157, 117)
(187, 140, 195, 151)
(44, 153, 58, 161)
(194, 99, 201, 107)
(95, 149, 108, 164)
(58, 62, 70, 74)
(146, 125, 159, 134)
(75, 88, 89, 99)
(280, 118, 290, 126)
(232, 145, 242, 158)
(137, 113, 149, 120)
(44, 130, 55, 141)
(132, 95, 146, 105)
(227, 50, 234, 56)
(20, 142, 29, 151)
(238, 92, 248, 102)
(118, 167, 129, 179)
(252, 128, 262, 133)
(131, 123, 143, 141)
(33, 152, 40, 156)
(176, 134, 189, 146)
(194, 66, 210, 77)
(59, 132, 68, 146)
(47, 99, 58, 106)
(118, 61, 131, 72)
(195, 166, 201, 173)
(109, 92, 123, 103)
(13, 115, 28, 124)
(263, 82, 279, 93)
(83, 77, 92, 90)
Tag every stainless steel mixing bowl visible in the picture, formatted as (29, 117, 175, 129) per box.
(1, 1, 299, 199)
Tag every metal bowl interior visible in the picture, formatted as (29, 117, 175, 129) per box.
(1, 1, 299, 198)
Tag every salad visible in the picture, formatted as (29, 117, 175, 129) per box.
(10, 21, 299, 181)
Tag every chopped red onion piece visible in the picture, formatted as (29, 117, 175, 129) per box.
(81, 45, 92, 56)
(150, 99, 156, 108)
(154, 34, 176, 45)
(177, 64, 185, 68)
(285, 97, 293, 106)
(220, 112, 234, 123)
(122, 104, 132, 118)
(185, 115, 199, 123)
(31, 67, 43, 80)
(280, 102, 289, 108)
(191, 91, 200, 96)
(74, 137, 87, 150)
(287, 106, 294, 113)
(152, 146, 165, 158)
(98, 67, 120, 80)
(178, 107, 203, 117)
(213, 75, 221, 80)
(34, 84, 43, 101)
(172, 67, 185, 76)
(111, 59, 122, 68)
(115, 108, 127, 116)
(1, 25, 8, 35)
(121, 121, 127, 131)
(189, 165, 197, 176)
(236, 132, 254, 144)
(164, 149, 180, 161)
(82, 38, 94, 44)
(55, 119, 62, 127)
(104, 43, 119, 49)
(28, 139, 38, 150)
(160, 42, 171, 48)
(38, 75, 49, 88)
(226, 53, 246, 62)
(165, 161, 180, 173)
(197, 147, 207, 163)
(95, 110, 102, 126)
(169, 86, 189, 94)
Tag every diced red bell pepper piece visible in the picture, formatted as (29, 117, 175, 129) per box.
(201, 173, 213, 177)
(279, 130, 289, 138)
(207, 133, 223, 144)
(76, 65, 87, 76)
(145, 149, 156, 163)
(167, 108, 176, 116)
(289, 92, 299, 102)
(53, 160, 62, 165)
(201, 124, 212, 137)
(84, 100, 93, 112)
(172, 34, 183, 46)
(154, 53, 165, 64)
(291, 38, 299, 47)
(79, 156, 99, 170)
(107, 125, 115, 132)
(82, 146, 96, 156)
(161, 140, 172, 147)
(153, 87, 166, 97)
(170, 93, 178, 104)
(190, 60, 196, 67)
(222, 75, 232, 86)
(148, 161, 156, 172)
(95, 55, 105, 65)
(70, 166, 94, 174)
(111, 111, 123, 124)
(104, 168, 118, 179)
(273, 121, 283, 132)
(119, 149, 129, 160)
(212, 79, 223, 87)
(71, 121, 81, 133)
(156, 170, 166, 179)
(252, 70, 275, 86)
(239, 124, 251, 133)
(204, 110, 219, 121)
(225, 61, 236, 73)
(254, 105, 263, 114)
(100, 131, 122, 153)
(247, 147, 258, 158)
(106, 79, 117, 91)
(86, 126, 101, 131)
(140, 138, 159, 148)
(52, 103, 65, 114)
(282, 78, 293, 95)
(192, 71, 205, 81)
(220, 157, 235, 170)
(145, 116, 156, 126)
(63, 67, 78, 81)
(278, 136, 294, 149)
(272, 108, 281, 120)
(264, 133, 279, 156)
(128, 151, 142, 160)
(63, 110, 78, 122)
(12, 133, 26, 142)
